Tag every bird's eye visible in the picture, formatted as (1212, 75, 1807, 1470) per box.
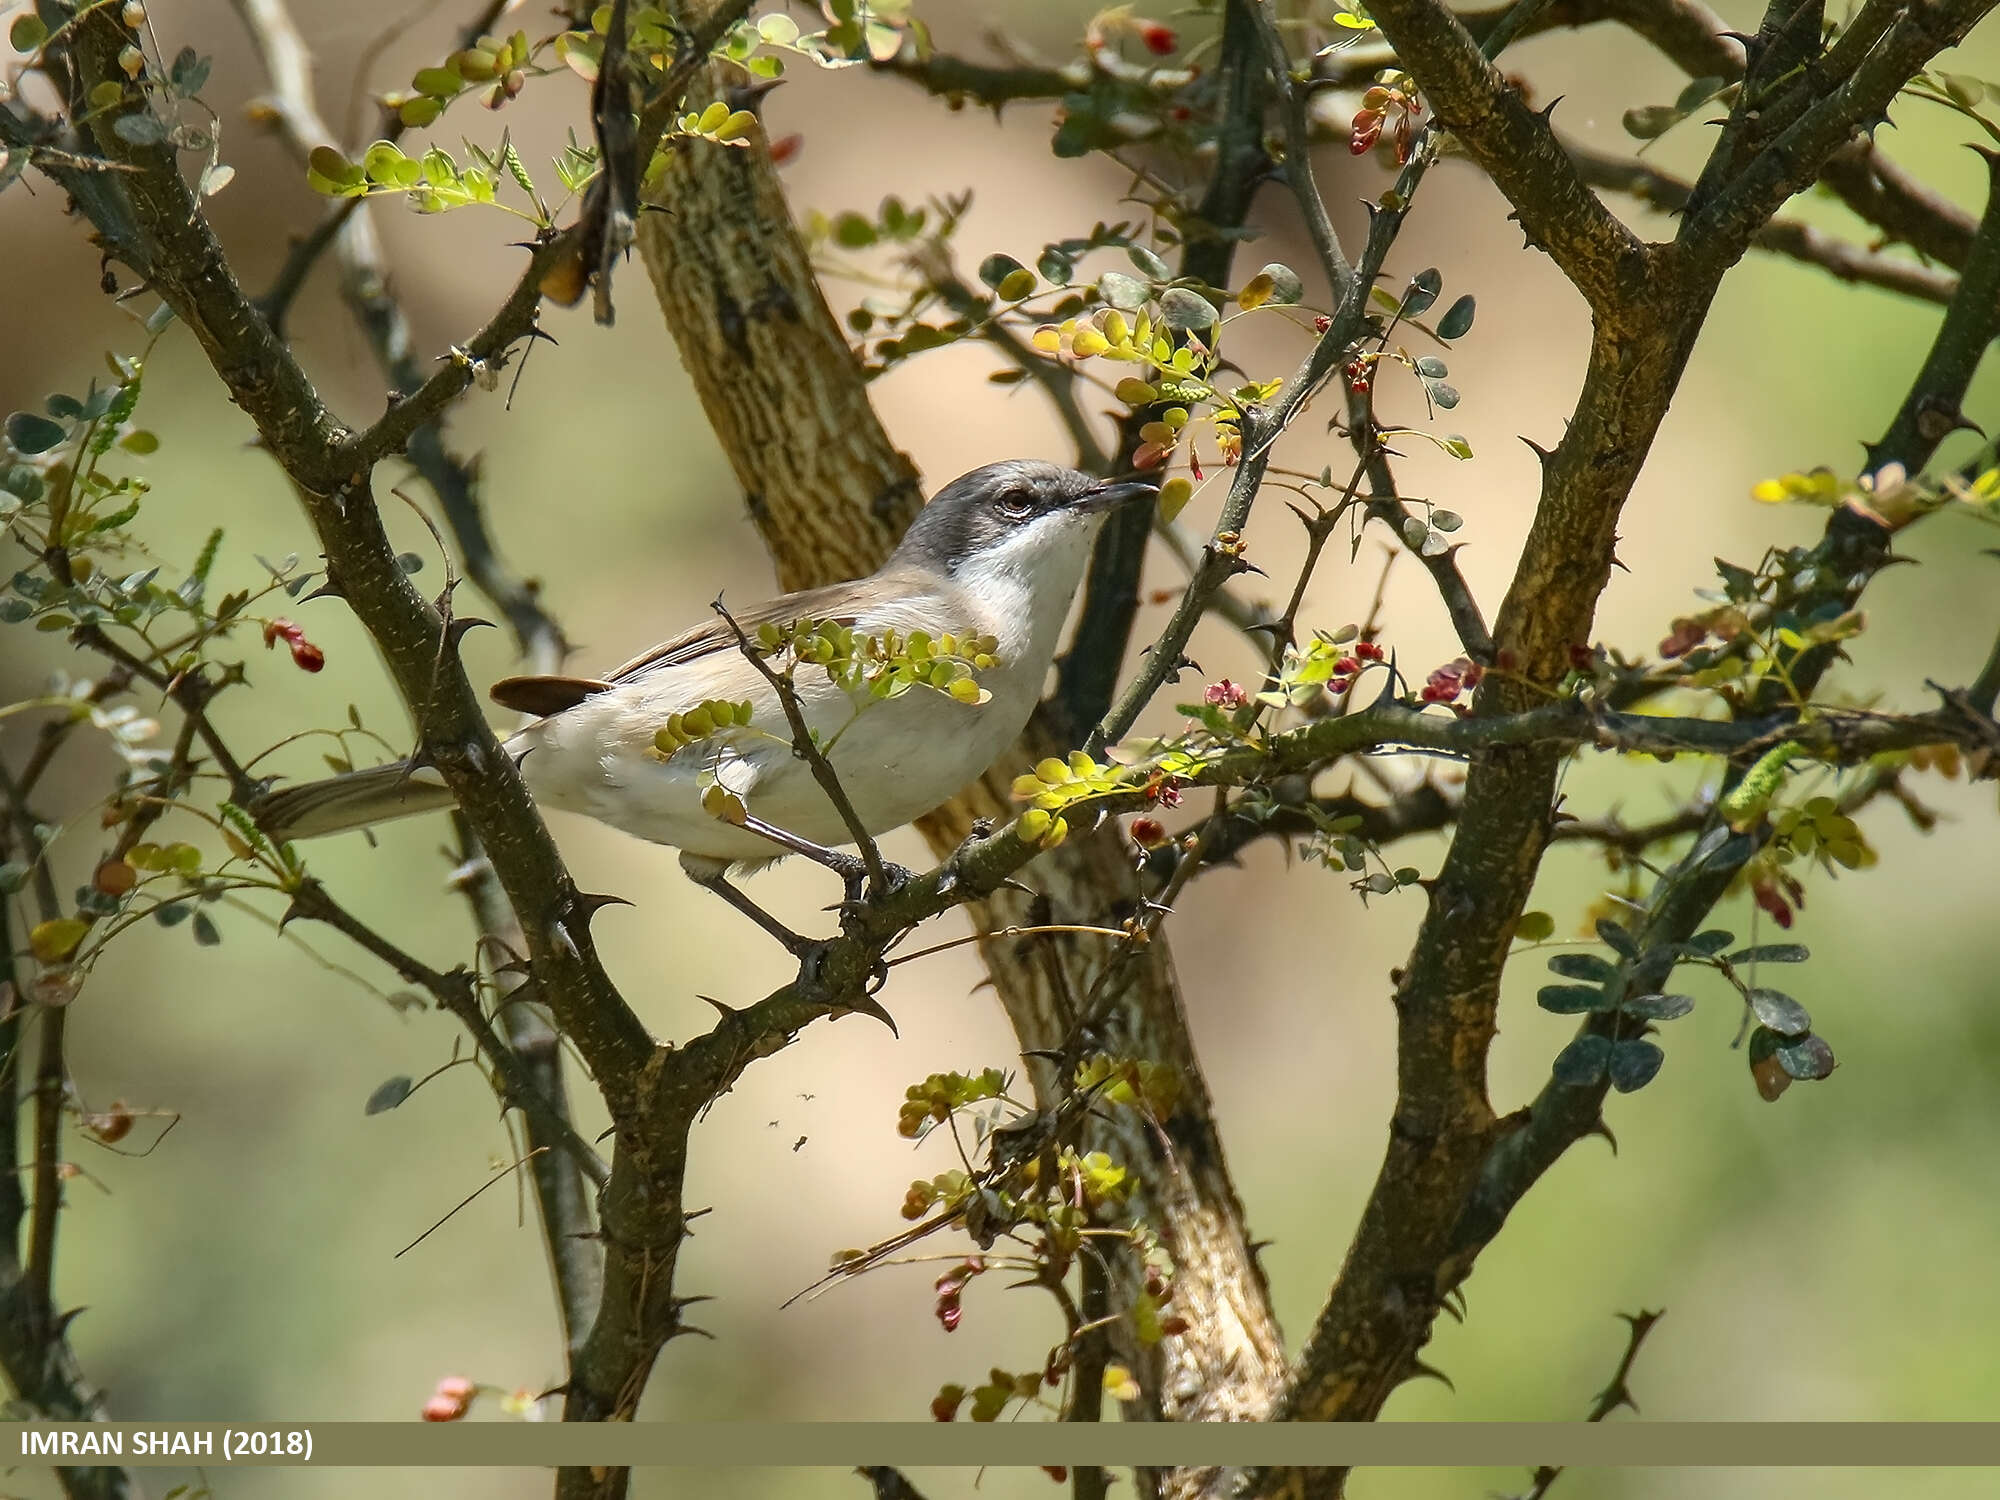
(995, 490, 1034, 519)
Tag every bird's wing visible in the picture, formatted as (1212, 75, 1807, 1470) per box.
(487, 577, 881, 719)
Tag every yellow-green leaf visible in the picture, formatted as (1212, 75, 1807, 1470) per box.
(30, 918, 88, 965)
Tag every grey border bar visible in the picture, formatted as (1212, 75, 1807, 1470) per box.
(12, 1423, 2000, 1467)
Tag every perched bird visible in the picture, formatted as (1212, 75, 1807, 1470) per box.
(253, 460, 1154, 946)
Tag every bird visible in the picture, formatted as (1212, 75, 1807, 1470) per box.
(253, 460, 1155, 949)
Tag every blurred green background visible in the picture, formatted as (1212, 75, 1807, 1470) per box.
(5, 1, 2000, 1497)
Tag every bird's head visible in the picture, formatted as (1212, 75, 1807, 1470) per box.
(890, 460, 1156, 596)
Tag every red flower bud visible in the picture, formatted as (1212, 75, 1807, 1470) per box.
(423, 1376, 475, 1422)
(289, 639, 325, 673)
(1203, 678, 1248, 709)
(1315, 314, 1332, 333)
(1138, 21, 1177, 54)
(1356, 640, 1385, 662)
(1130, 817, 1169, 849)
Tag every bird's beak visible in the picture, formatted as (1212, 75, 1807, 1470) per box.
(1076, 477, 1159, 513)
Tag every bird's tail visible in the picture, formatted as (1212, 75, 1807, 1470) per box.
(252, 760, 455, 841)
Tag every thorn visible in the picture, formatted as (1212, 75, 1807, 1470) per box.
(1406, 1358, 1455, 1392)
(300, 578, 345, 603)
(573, 890, 634, 921)
(443, 615, 495, 647)
(278, 897, 307, 933)
(725, 74, 787, 115)
(1586, 1115, 1620, 1155)
(1519, 435, 1558, 470)
(54, 1306, 87, 1336)
(1532, 94, 1564, 126)
(837, 992, 900, 1036)
(697, 994, 739, 1018)
(683, 1205, 714, 1222)
(993, 877, 1036, 898)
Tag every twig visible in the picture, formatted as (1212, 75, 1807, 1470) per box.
(1517, 1309, 1664, 1500)
(245, 0, 518, 332)
(1567, 141, 1963, 307)
(1249, 0, 1355, 310)
(232, 0, 569, 666)
(1365, 0, 1648, 314)
(395, 1147, 551, 1257)
(452, 821, 606, 1366)
(283, 880, 609, 1187)
(1865, 151, 2000, 477)
(710, 598, 889, 898)
(1055, 0, 1273, 741)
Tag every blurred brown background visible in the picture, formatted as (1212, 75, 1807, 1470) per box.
(5, 0, 2000, 1496)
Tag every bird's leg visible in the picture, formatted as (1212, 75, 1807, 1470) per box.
(736, 813, 917, 904)
(682, 861, 815, 958)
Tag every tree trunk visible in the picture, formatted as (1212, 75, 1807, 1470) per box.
(633, 20, 1287, 1446)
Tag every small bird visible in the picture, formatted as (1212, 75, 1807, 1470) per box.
(254, 460, 1154, 946)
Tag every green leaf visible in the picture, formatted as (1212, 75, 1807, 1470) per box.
(1607, 1039, 1665, 1093)
(1748, 987, 1811, 1036)
(365, 1076, 414, 1114)
(1623, 992, 1695, 1022)
(9, 14, 48, 52)
(1537, 984, 1608, 1015)
(1400, 268, 1442, 317)
(192, 912, 223, 946)
(1551, 1033, 1612, 1086)
(1776, 1032, 1836, 1081)
(1426, 380, 1461, 409)
(1436, 294, 1476, 340)
(832, 211, 876, 248)
(169, 47, 211, 97)
(1681, 929, 1735, 957)
(1097, 270, 1150, 310)
(1128, 244, 1171, 279)
(1622, 104, 1685, 140)
(7, 411, 67, 453)
(977, 253, 1025, 290)
(1594, 919, 1640, 958)
(1414, 355, 1448, 378)
(0, 861, 28, 894)
(1515, 910, 1555, 942)
(1675, 75, 1728, 111)
(1255, 262, 1304, 304)
(1037, 247, 1074, 285)
(1158, 287, 1217, 330)
(1547, 952, 1617, 983)
(113, 113, 168, 146)
(1725, 944, 1809, 965)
